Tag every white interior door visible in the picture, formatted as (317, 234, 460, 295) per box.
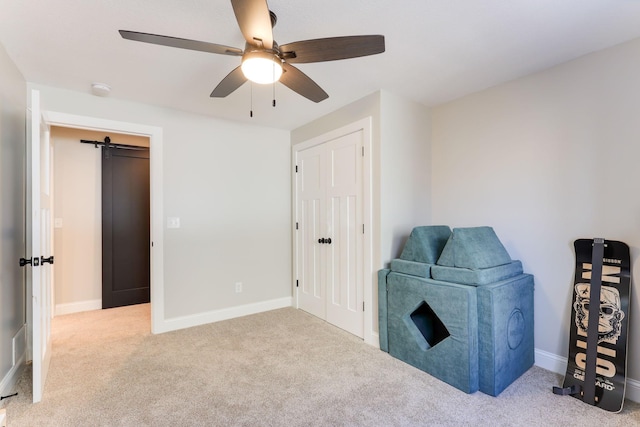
(29, 89, 53, 403)
(295, 130, 364, 338)
(324, 133, 364, 337)
(297, 144, 326, 319)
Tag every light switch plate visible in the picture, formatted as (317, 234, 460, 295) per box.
(167, 217, 180, 229)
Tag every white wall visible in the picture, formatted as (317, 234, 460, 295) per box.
(34, 84, 292, 326)
(431, 37, 640, 383)
(51, 127, 149, 315)
(379, 91, 432, 261)
(0, 43, 26, 396)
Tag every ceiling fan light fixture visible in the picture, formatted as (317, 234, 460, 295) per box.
(241, 50, 282, 84)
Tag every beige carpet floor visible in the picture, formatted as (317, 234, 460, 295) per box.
(2, 304, 639, 426)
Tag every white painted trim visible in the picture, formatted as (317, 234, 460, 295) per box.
(370, 331, 380, 349)
(292, 117, 375, 344)
(54, 299, 102, 316)
(0, 408, 6, 427)
(535, 348, 640, 403)
(534, 348, 567, 375)
(361, 117, 374, 346)
(626, 378, 640, 404)
(12, 324, 26, 366)
(155, 297, 293, 334)
(42, 111, 164, 334)
(0, 350, 25, 399)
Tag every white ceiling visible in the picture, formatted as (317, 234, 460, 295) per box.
(2, 0, 640, 130)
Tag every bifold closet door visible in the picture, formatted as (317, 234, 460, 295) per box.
(296, 130, 364, 338)
(297, 143, 326, 320)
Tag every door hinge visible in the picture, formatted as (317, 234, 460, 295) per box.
(362, 224, 365, 234)
(296, 280, 299, 288)
(296, 222, 299, 230)
(295, 165, 298, 173)
(362, 146, 364, 157)
(363, 301, 365, 311)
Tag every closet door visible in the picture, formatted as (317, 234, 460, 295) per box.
(295, 130, 364, 338)
(324, 132, 364, 337)
(297, 143, 326, 319)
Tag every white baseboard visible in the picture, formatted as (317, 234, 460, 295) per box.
(55, 299, 102, 316)
(534, 348, 568, 375)
(626, 378, 640, 403)
(155, 297, 293, 334)
(367, 331, 380, 348)
(0, 408, 6, 427)
(535, 348, 640, 403)
(0, 349, 25, 400)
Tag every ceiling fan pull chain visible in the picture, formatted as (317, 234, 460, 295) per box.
(272, 64, 277, 107)
(250, 82, 254, 118)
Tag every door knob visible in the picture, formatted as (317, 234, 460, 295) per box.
(41, 255, 54, 265)
(326, 238, 332, 244)
(19, 257, 42, 267)
(318, 238, 325, 244)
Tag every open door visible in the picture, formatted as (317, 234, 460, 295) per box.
(27, 89, 53, 403)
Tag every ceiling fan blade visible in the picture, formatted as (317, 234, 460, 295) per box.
(119, 30, 243, 56)
(279, 63, 328, 103)
(231, 0, 274, 49)
(210, 66, 248, 97)
(280, 35, 385, 63)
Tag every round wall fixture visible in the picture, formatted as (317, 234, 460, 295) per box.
(91, 82, 111, 97)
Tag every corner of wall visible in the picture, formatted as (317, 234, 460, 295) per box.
(379, 92, 432, 264)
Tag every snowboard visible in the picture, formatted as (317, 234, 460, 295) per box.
(554, 238, 631, 412)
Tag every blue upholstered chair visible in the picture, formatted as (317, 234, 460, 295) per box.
(379, 226, 534, 396)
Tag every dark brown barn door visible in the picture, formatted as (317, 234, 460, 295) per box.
(102, 146, 150, 309)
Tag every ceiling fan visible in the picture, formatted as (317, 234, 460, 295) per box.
(119, 0, 385, 103)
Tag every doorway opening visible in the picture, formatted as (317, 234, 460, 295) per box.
(43, 110, 164, 334)
(50, 127, 150, 315)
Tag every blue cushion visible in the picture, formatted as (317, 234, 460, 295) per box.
(390, 259, 432, 278)
(378, 269, 391, 352)
(437, 227, 511, 269)
(385, 272, 479, 394)
(431, 261, 523, 285)
(476, 274, 535, 396)
(400, 226, 451, 264)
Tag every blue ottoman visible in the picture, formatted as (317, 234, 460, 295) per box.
(379, 226, 534, 396)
